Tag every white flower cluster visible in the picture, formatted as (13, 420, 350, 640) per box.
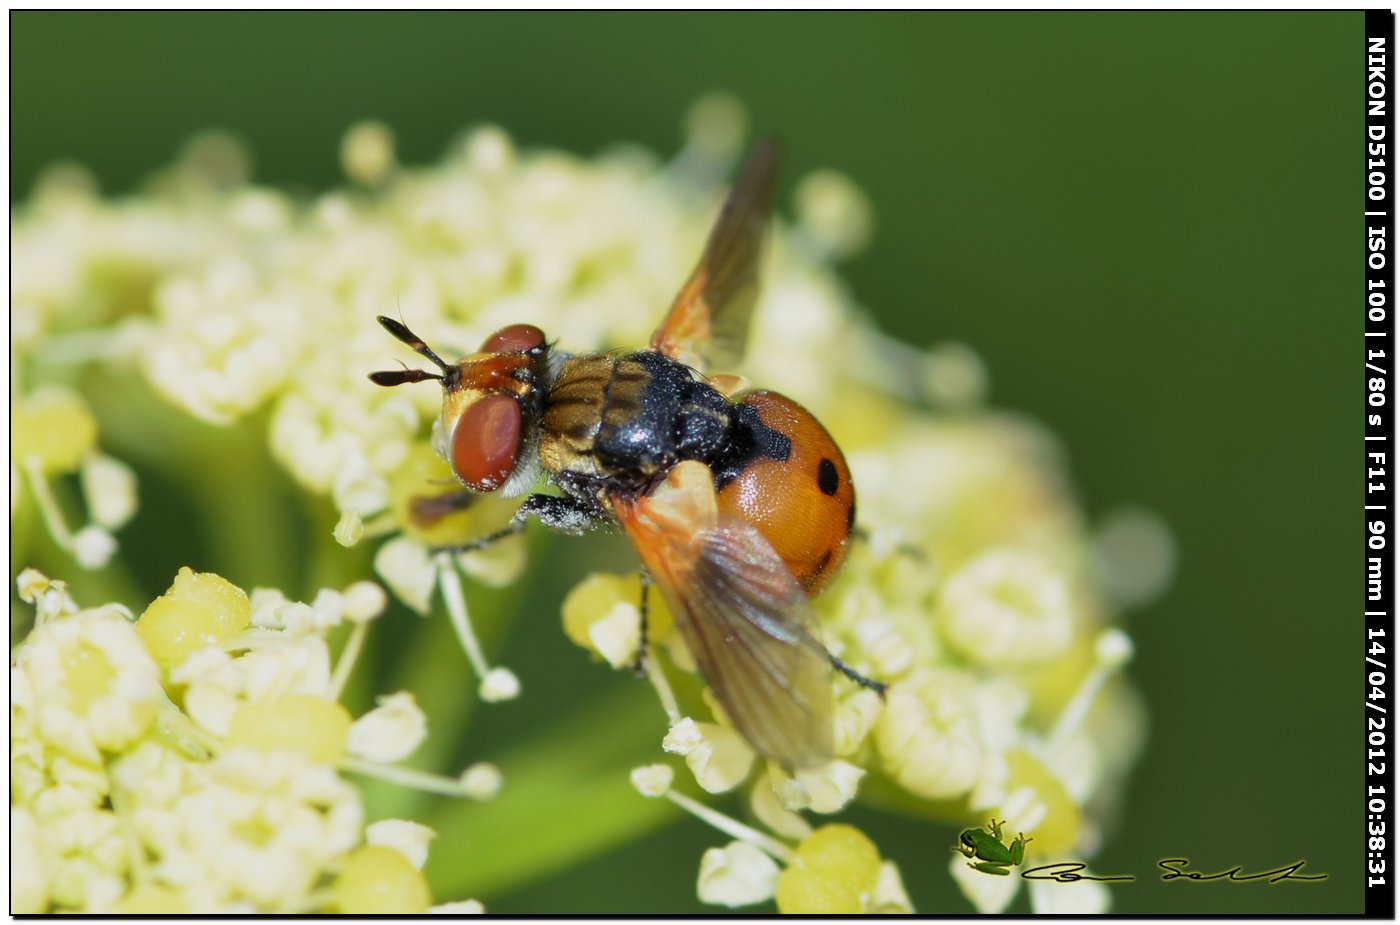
(9, 569, 487, 913)
(10, 101, 1167, 913)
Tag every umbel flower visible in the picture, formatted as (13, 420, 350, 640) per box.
(10, 568, 489, 913)
(11, 96, 1171, 912)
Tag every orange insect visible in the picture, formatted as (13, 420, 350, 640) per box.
(370, 140, 882, 768)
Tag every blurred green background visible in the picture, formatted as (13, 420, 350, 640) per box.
(12, 11, 1359, 914)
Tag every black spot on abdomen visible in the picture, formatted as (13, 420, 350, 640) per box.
(817, 458, 839, 496)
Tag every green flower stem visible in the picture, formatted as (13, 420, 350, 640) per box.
(644, 649, 682, 724)
(435, 554, 493, 679)
(327, 618, 370, 703)
(663, 789, 795, 864)
(22, 458, 76, 549)
(340, 756, 468, 798)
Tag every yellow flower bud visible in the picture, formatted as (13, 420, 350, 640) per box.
(775, 823, 882, 914)
(226, 694, 351, 765)
(334, 846, 431, 914)
(12, 389, 97, 475)
(341, 121, 397, 187)
(137, 567, 251, 665)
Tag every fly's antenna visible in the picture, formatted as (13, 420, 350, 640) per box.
(369, 315, 456, 387)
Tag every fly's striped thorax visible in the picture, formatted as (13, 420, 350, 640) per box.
(538, 351, 736, 493)
(538, 353, 621, 481)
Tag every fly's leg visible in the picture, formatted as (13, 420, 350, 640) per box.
(631, 571, 653, 678)
(818, 528, 894, 696)
(827, 652, 887, 698)
(428, 493, 600, 555)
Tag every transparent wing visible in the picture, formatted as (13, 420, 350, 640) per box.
(621, 504, 834, 769)
(650, 138, 780, 373)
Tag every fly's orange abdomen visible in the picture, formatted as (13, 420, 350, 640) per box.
(715, 391, 855, 595)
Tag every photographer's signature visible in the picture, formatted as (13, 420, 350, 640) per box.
(954, 820, 1328, 884)
(1022, 859, 1329, 884)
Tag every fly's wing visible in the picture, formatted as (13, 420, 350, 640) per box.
(649, 138, 780, 373)
(620, 501, 834, 769)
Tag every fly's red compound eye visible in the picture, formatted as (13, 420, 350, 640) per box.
(452, 394, 522, 492)
(481, 324, 546, 354)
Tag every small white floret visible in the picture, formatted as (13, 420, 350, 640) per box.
(783, 759, 865, 814)
(341, 581, 388, 623)
(375, 537, 437, 614)
(794, 169, 874, 261)
(478, 667, 520, 703)
(663, 717, 703, 756)
(630, 764, 674, 798)
(587, 601, 642, 669)
(367, 819, 436, 870)
(681, 724, 756, 794)
(341, 121, 397, 187)
(16, 568, 50, 604)
(248, 587, 290, 628)
(1092, 506, 1176, 610)
(347, 692, 428, 763)
(459, 762, 504, 801)
(922, 341, 989, 410)
(272, 602, 328, 635)
(310, 588, 345, 627)
(466, 125, 514, 175)
(684, 93, 747, 158)
(1096, 628, 1134, 668)
(80, 452, 138, 530)
(333, 508, 364, 547)
(72, 526, 117, 569)
(697, 840, 780, 907)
